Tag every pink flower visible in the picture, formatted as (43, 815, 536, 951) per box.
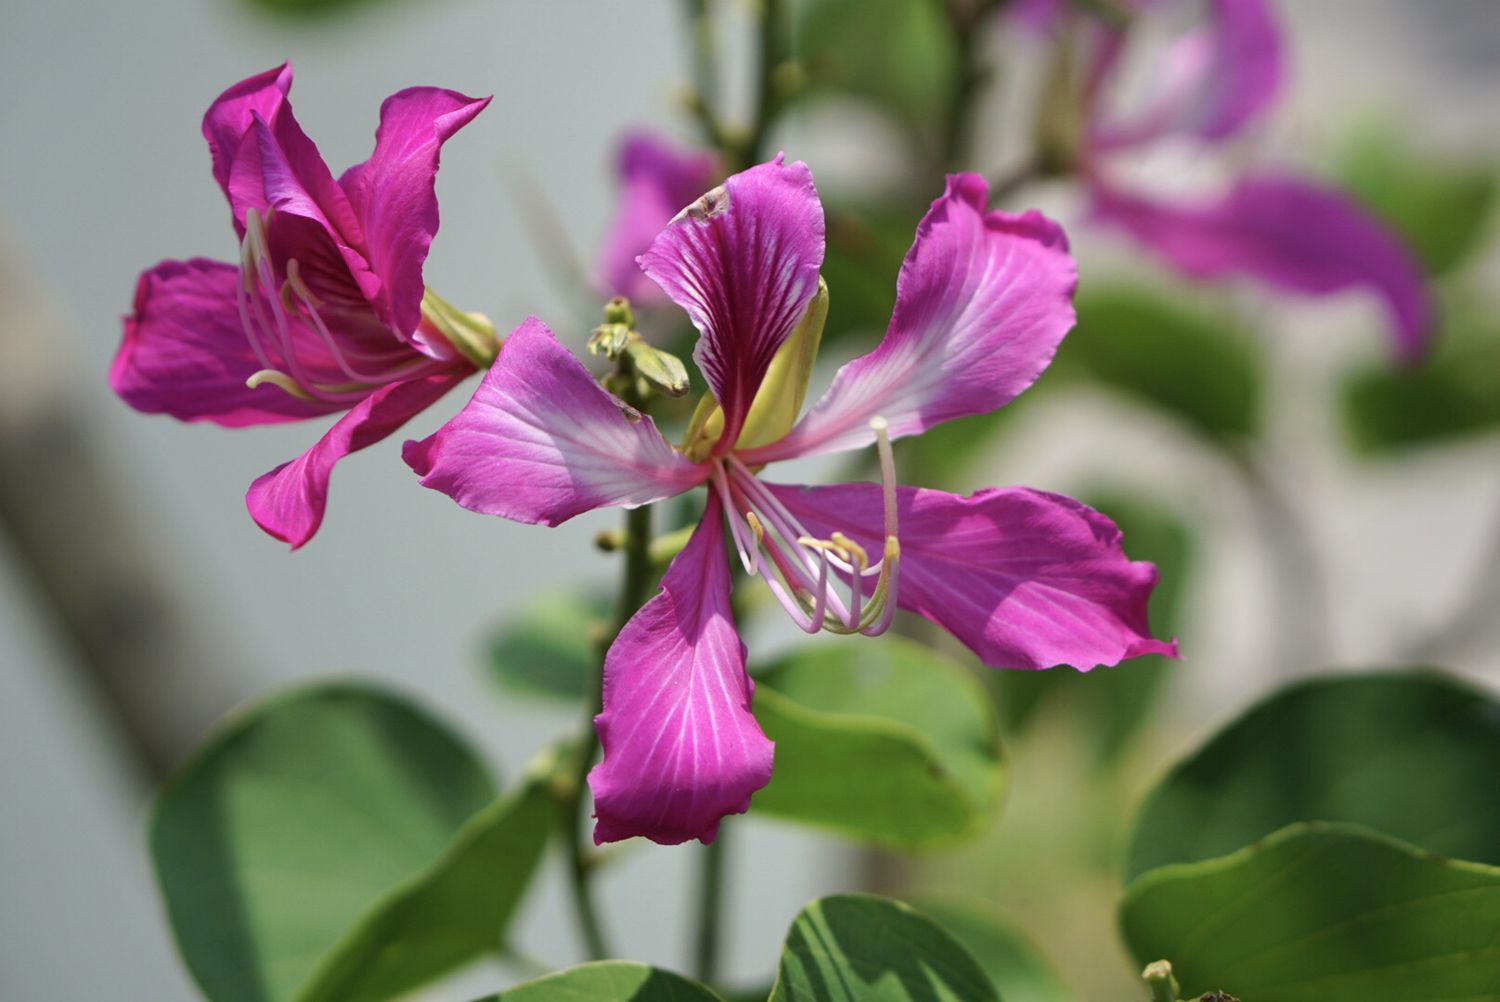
(406, 157, 1176, 845)
(1027, 0, 1430, 358)
(111, 64, 494, 547)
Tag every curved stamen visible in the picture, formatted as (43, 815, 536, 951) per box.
(722, 416, 900, 637)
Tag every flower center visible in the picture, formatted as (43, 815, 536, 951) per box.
(715, 417, 900, 637)
(237, 207, 444, 404)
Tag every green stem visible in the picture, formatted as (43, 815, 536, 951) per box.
(739, 0, 785, 170)
(562, 501, 655, 961)
(938, 0, 1006, 172)
(691, 822, 729, 983)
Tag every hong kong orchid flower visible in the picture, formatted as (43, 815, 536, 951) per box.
(596, 130, 720, 306)
(1021, 0, 1431, 359)
(111, 64, 497, 547)
(407, 157, 1176, 845)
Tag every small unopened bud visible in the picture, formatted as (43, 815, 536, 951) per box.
(1141, 960, 1180, 1002)
(624, 336, 691, 397)
(588, 322, 631, 360)
(603, 296, 635, 328)
(594, 530, 623, 552)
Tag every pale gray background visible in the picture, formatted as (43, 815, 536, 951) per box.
(1, 1, 1498, 1000)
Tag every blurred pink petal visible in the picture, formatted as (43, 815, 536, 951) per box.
(1092, 174, 1432, 359)
(596, 131, 719, 304)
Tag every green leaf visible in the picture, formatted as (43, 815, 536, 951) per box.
(919, 901, 1074, 1002)
(1056, 286, 1263, 442)
(992, 492, 1191, 760)
(751, 635, 1005, 848)
(483, 960, 723, 1001)
(771, 894, 998, 1002)
(1125, 670, 1500, 881)
(242, 0, 398, 18)
(1337, 128, 1498, 277)
(151, 682, 551, 1002)
(1342, 315, 1500, 453)
(486, 592, 607, 703)
(795, 0, 959, 134)
(1120, 822, 1500, 1002)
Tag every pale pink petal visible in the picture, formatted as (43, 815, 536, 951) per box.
(202, 63, 292, 206)
(339, 87, 491, 338)
(769, 481, 1178, 670)
(639, 155, 824, 451)
(111, 258, 336, 427)
(1092, 174, 1432, 360)
(404, 317, 706, 526)
(741, 174, 1077, 465)
(247, 370, 467, 549)
(1091, 0, 1282, 152)
(590, 494, 773, 845)
(596, 130, 720, 305)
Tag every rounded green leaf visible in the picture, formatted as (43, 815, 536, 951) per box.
(919, 901, 1074, 1002)
(1125, 670, 1500, 881)
(1057, 286, 1262, 443)
(1120, 822, 1500, 1002)
(150, 682, 550, 1002)
(771, 894, 998, 1002)
(751, 636, 1005, 848)
(1337, 128, 1498, 278)
(485, 592, 606, 703)
(485, 960, 723, 1001)
(1342, 316, 1500, 454)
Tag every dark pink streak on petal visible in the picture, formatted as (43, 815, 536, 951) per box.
(339, 88, 491, 338)
(1092, 174, 1432, 360)
(247, 369, 467, 549)
(404, 317, 706, 527)
(742, 174, 1077, 464)
(770, 482, 1177, 670)
(639, 155, 824, 451)
(596, 130, 720, 304)
(111, 258, 336, 427)
(202, 63, 292, 209)
(590, 495, 773, 845)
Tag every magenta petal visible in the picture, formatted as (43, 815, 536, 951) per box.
(1091, 0, 1282, 152)
(590, 495, 774, 845)
(1092, 174, 1432, 360)
(111, 258, 335, 427)
(339, 87, 491, 337)
(404, 317, 706, 526)
(202, 63, 292, 203)
(596, 130, 720, 304)
(742, 174, 1077, 464)
(769, 481, 1178, 670)
(247, 370, 466, 549)
(639, 155, 824, 450)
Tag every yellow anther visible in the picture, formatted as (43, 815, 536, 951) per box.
(246, 369, 317, 402)
(745, 511, 766, 546)
(830, 532, 869, 571)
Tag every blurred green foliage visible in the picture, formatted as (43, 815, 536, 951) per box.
(151, 683, 550, 1002)
(1338, 128, 1498, 278)
(1055, 285, 1264, 443)
(1125, 670, 1500, 880)
(486, 591, 607, 704)
(753, 635, 1005, 848)
(1121, 822, 1500, 1002)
